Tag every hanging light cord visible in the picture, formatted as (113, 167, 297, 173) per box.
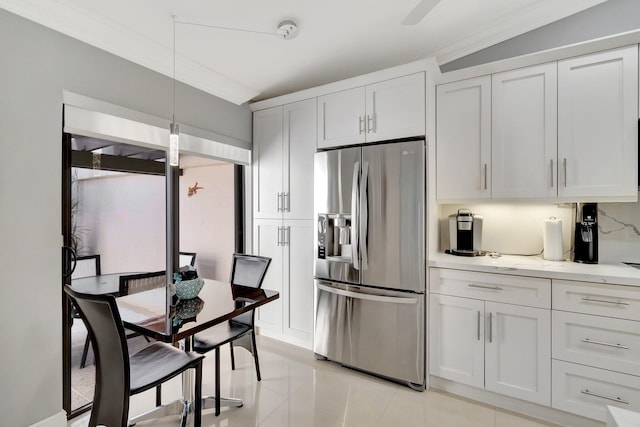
(172, 16, 176, 125)
(174, 20, 281, 37)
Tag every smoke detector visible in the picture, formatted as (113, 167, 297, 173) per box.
(277, 20, 298, 40)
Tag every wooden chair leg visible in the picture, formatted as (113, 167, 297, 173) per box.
(250, 331, 261, 381)
(80, 336, 91, 368)
(215, 347, 220, 416)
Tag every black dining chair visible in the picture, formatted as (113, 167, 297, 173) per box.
(119, 270, 167, 296)
(69, 254, 102, 369)
(192, 253, 271, 415)
(64, 285, 204, 427)
(179, 251, 197, 268)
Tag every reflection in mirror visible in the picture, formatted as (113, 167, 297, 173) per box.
(69, 136, 166, 412)
(178, 155, 237, 282)
(66, 136, 240, 414)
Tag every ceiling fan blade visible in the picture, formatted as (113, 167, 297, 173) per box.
(402, 0, 442, 25)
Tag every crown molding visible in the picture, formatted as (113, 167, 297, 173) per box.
(0, 0, 259, 105)
(432, 0, 607, 66)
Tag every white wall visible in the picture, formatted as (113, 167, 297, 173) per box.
(76, 171, 166, 273)
(179, 164, 235, 281)
(0, 8, 251, 426)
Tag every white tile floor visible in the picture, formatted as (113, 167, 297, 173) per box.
(69, 336, 560, 427)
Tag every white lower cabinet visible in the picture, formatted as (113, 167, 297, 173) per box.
(484, 301, 551, 405)
(551, 278, 640, 422)
(430, 294, 485, 388)
(552, 359, 640, 422)
(429, 268, 551, 406)
(429, 268, 640, 423)
(254, 219, 314, 348)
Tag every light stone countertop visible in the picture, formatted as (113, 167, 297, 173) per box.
(429, 252, 640, 287)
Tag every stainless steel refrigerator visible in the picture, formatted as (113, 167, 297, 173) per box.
(313, 139, 426, 389)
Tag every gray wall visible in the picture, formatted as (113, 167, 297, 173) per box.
(441, 0, 640, 72)
(0, 8, 251, 426)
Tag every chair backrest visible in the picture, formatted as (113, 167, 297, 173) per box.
(64, 285, 130, 427)
(230, 254, 271, 289)
(119, 270, 166, 296)
(71, 254, 101, 279)
(179, 251, 197, 268)
(229, 254, 271, 328)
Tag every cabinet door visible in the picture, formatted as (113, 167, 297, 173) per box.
(253, 107, 283, 219)
(365, 73, 425, 142)
(283, 220, 314, 344)
(492, 63, 558, 198)
(485, 302, 551, 405)
(436, 76, 492, 200)
(558, 46, 638, 199)
(317, 87, 366, 149)
(254, 219, 284, 331)
(283, 99, 316, 220)
(429, 294, 484, 388)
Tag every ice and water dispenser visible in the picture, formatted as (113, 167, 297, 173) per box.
(317, 214, 352, 261)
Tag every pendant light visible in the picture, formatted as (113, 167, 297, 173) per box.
(169, 17, 179, 167)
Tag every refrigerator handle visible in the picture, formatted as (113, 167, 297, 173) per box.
(316, 283, 418, 304)
(351, 161, 360, 270)
(360, 161, 369, 271)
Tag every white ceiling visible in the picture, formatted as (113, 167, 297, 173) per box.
(0, 0, 606, 105)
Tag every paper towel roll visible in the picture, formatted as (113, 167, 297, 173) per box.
(543, 217, 564, 261)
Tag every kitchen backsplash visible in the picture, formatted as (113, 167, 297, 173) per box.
(438, 197, 640, 263)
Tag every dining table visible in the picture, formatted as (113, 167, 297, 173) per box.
(71, 271, 142, 295)
(73, 277, 279, 427)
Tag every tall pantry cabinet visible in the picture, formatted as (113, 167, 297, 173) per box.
(252, 99, 315, 348)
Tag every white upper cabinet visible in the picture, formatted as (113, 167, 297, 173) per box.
(283, 99, 316, 220)
(253, 99, 316, 220)
(365, 73, 426, 143)
(253, 106, 284, 218)
(492, 63, 558, 199)
(557, 45, 638, 199)
(436, 45, 639, 202)
(436, 76, 492, 200)
(317, 87, 366, 148)
(317, 73, 425, 149)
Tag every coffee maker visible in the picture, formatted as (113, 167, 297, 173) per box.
(574, 203, 598, 264)
(448, 209, 483, 256)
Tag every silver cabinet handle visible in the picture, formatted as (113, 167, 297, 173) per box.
(468, 284, 503, 291)
(367, 114, 376, 133)
(284, 226, 290, 247)
(581, 389, 629, 405)
(277, 226, 283, 246)
(488, 312, 493, 343)
(581, 338, 629, 350)
(581, 296, 630, 306)
(283, 192, 290, 212)
(563, 158, 567, 187)
(483, 164, 488, 190)
(477, 310, 481, 341)
(550, 159, 554, 188)
(277, 192, 283, 212)
(359, 116, 365, 134)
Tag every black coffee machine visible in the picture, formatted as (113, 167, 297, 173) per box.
(574, 203, 598, 264)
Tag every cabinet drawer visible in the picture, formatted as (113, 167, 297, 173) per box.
(553, 280, 640, 321)
(553, 311, 640, 376)
(552, 360, 640, 422)
(429, 268, 550, 308)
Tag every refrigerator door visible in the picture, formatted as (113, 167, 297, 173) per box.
(314, 280, 425, 387)
(361, 140, 425, 292)
(314, 147, 361, 284)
